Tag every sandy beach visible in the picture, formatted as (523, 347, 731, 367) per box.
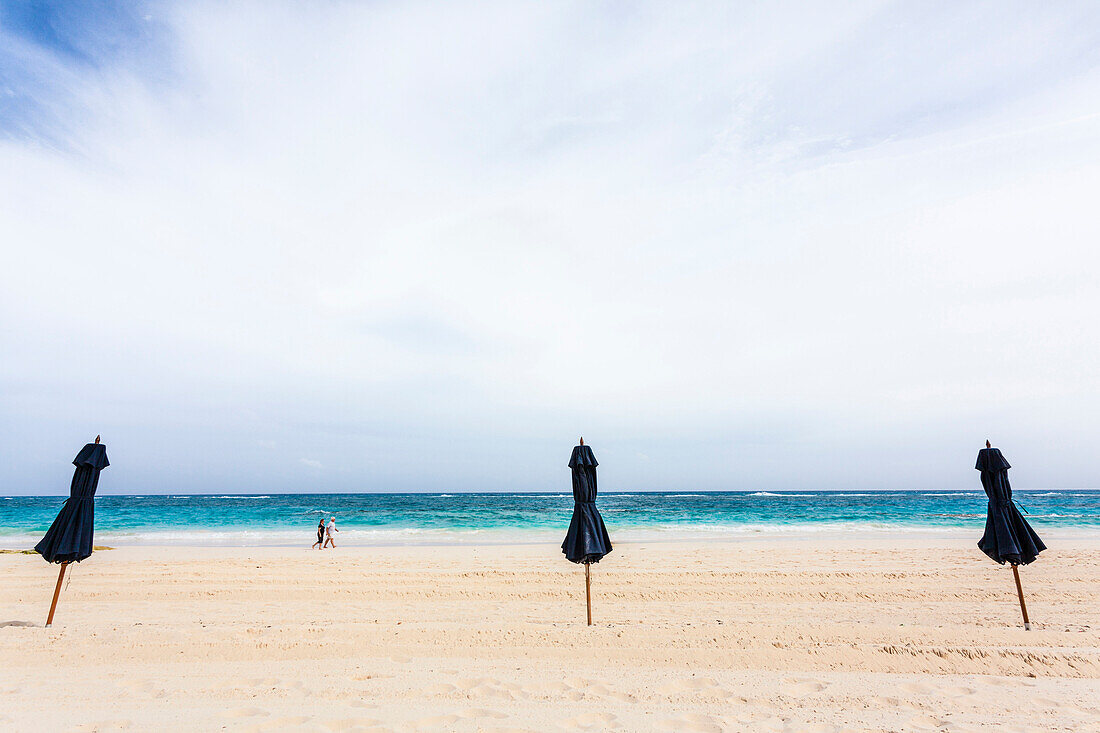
(2, 538, 1099, 732)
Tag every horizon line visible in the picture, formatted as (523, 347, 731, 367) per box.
(4, 487, 1098, 498)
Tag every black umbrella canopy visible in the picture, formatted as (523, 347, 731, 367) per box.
(976, 446, 1045, 565)
(561, 443, 612, 564)
(35, 441, 110, 564)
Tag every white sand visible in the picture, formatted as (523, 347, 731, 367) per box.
(2, 538, 1099, 731)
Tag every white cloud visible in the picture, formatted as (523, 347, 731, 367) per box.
(2, 1, 1100, 492)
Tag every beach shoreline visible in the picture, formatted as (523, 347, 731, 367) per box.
(5, 526, 1100, 550)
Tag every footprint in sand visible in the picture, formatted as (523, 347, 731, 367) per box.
(565, 688, 605, 701)
(454, 677, 519, 700)
(733, 709, 773, 724)
(979, 677, 1015, 688)
(907, 713, 954, 730)
(519, 680, 568, 697)
(456, 677, 495, 693)
(246, 677, 281, 687)
(942, 685, 976, 698)
(321, 718, 382, 731)
(122, 680, 157, 694)
(1029, 696, 1072, 710)
(898, 682, 933, 695)
(415, 714, 460, 726)
(226, 708, 271, 718)
(607, 690, 636, 702)
(660, 713, 723, 732)
(658, 677, 720, 694)
(253, 716, 310, 731)
(875, 696, 922, 711)
(560, 677, 614, 700)
(780, 679, 827, 697)
(457, 708, 508, 719)
(745, 716, 785, 732)
(455, 677, 486, 689)
(422, 683, 458, 695)
(562, 712, 620, 729)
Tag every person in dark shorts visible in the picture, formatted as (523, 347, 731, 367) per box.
(312, 517, 325, 549)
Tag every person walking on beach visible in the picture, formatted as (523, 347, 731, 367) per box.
(312, 517, 325, 549)
(323, 516, 338, 548)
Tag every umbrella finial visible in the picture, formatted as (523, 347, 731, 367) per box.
(579, 436, 584, 446)
(986, 439, 991, 449)
(95, 435, 101, 444)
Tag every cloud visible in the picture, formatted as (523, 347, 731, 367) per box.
(2, 2, 1100, 492)
(0, 0, 170, 144)
(298, 458, 323, 469)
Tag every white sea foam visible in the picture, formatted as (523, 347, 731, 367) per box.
(210, 495, 272, 499)
(748, 492, 814, 497)
(506, 494, 570, 499)
(921, 492, 980, 496)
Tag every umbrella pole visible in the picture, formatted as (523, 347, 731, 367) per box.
(46, 562, 69, 628)
(1011, 564, 1031, 631)
(585, 562, 592, 626)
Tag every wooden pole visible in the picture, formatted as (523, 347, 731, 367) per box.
(46, 562, 69, 628)
(585, 562, 592, 626)
(1011, 564, 1031, 631)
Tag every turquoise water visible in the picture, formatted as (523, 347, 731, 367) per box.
(2, 490, 1099, 546)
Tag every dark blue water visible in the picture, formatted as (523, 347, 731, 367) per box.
(3, 490, 1098, 546)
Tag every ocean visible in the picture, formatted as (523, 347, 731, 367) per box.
(3, 490, 1099, 547)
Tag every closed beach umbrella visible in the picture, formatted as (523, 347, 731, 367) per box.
(35, 436, 109, 626)
(562, 438, 612, 625)
(976, 441, 1045, 629)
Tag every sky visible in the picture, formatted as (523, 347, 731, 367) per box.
(2, 1, 1100, 494)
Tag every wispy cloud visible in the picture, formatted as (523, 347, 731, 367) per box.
(0, 0, 170, 144)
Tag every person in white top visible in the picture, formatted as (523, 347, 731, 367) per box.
(323, 517, 338, 548)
